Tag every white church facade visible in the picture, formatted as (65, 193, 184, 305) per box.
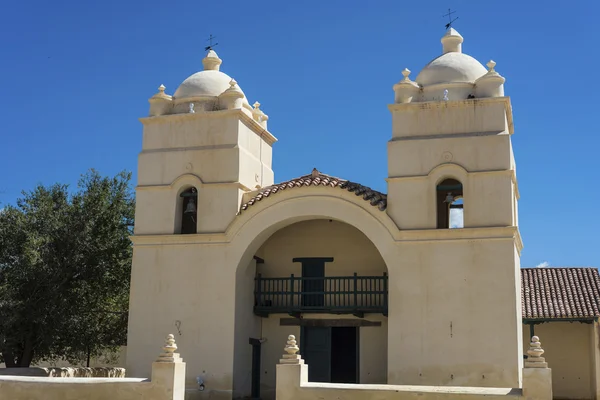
(127, 29, 600, 400)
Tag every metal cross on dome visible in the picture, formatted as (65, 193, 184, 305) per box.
(205, 34, 219, 52)
(443, 8, 458, 30)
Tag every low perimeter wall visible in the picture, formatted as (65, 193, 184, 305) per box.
(0, 367, 126, 378)
(0, 334, 185, 400)
(0, 334, 553, 400)
(0, 376, 153, 400)
(276, 335, 553, 400)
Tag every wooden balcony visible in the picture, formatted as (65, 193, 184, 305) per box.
(253, 273, 388, 317)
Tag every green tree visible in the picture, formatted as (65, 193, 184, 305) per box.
(0, 170, 134, 367)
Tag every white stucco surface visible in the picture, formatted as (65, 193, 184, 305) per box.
(416, 52, 487, 86)
(174, 70, 247, 101)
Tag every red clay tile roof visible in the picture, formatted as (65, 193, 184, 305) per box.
(240, 169, 387, 212)
(521, 267, 600, 321)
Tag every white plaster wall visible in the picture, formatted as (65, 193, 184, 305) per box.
(134, 188, 177, 234)
(387, 239, 522, 388)
(138, 148, 239, 186)
(256, 219, 387, 278)
(359, 319, 388, 383)
(387, 134, 512, 178)
(389, 98, 510, 138)
(141, 115, 239, 151)
(523, 322, 594, 399)
(127, 244, 237, 399)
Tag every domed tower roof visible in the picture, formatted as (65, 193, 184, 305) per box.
(415, 28, 487, 86)
(173, 50, 249, 104)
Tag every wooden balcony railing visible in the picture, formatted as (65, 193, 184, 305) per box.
(253, 273, 388, 317)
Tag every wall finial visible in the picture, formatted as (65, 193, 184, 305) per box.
(525, 336, 548, 368)
(156, 334, 182, 363)
(279, 335, 304, 364)
(487, 60, 497, 72)
(402, 68, 411, 81)
(252, 101, 268, 126)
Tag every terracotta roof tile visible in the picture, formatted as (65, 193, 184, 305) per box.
(240, 168, 387, 212)
(521, 267, 600, 321)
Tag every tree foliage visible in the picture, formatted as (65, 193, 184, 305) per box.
(0, 170, 134, 367)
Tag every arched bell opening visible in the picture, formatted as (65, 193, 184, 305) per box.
(436, 178, 464, 229)
(179, 187, 198, 234)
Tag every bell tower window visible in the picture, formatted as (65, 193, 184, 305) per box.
(436, 179, 463, 229)
(180, 187, 198, 234)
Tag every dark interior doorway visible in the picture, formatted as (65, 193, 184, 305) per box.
(301, 326, 359, 384)
(331, 327, 358, 383)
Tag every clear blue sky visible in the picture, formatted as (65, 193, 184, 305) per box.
(1, 0, 598, 268)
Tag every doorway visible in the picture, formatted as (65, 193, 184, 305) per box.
(293, 257, 333, 308)
(301, 326, 359, 383)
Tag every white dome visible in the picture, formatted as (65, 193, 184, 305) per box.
(173, 50, 248, 103)
(415, 52, 487, 86)
(173, 70, 247, 100)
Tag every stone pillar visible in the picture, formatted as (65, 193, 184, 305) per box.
(151, 334, 186, 400)
(522, 336, 552, 400)
(276, 335, 308, 400)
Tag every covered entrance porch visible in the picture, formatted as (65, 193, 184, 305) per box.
(234, 218, 390, 399)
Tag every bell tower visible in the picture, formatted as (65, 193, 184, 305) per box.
(387, 28, 517, 231)
(384, 29, 523, 388)
(127, 49, 277, 380)
(134, 50, 276, 235)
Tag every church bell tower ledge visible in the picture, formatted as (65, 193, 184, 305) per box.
(388, 96, 514, 139)
(139, 108, 277, 146)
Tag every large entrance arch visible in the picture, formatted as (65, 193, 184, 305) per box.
(227, 193, 396, 399)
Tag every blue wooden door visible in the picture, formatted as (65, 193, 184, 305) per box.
(294, 257, 333, 308)
(301, 327, 332, 382)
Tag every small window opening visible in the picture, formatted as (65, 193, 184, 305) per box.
(436, 179, 463, 229)
(449, 197, 464, 229)
(180, 187, 198, 234)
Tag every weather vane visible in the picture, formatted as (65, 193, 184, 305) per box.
(205, 34, 219, 52)
(443, 8, 458, 30)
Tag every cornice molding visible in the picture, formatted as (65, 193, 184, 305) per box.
(131, 225, 523, 254)
(136, 180, 252, 192)
(388, 96, 514, 135)
(139, 108, 277, 146)
(387, 168, 515, 182)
